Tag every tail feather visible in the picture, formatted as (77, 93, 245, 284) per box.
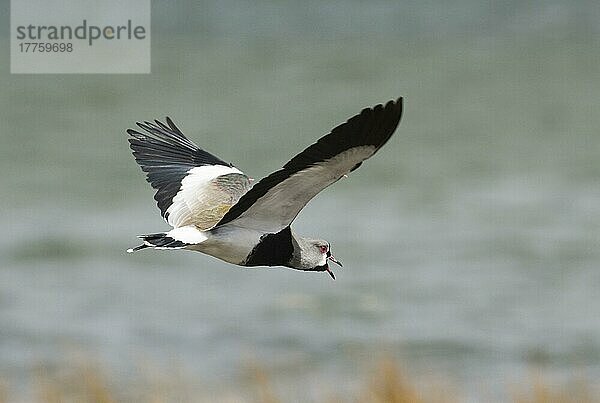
(126, 226, 207, 253)
(126, 232, 188, 253)
(126, 244, 151, 253)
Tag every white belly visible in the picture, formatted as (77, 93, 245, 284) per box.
(187, 225, 263, 265)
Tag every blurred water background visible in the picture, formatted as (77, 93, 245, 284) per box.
(1, 1, 600, 401)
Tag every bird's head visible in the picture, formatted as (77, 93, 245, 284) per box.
(289, 238, 343, 279)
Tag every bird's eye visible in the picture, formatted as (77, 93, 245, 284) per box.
(319, 245, 328, 254)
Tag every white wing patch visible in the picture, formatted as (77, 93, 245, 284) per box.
(226, 146, 376, 233)
(166, 165, 250, 229)
(166, 226, 208, 244)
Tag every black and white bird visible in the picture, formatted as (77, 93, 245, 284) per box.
(126, 98, 403, 279)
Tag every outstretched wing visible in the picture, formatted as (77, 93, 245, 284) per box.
(215, 98, 403, 233)
(127, 118, 251, 229)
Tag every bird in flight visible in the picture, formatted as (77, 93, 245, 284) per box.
(126, 98, 403, 279)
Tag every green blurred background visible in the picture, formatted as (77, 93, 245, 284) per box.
(1, 1, 599, 401)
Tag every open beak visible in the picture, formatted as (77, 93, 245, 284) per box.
(325, 265, 336, 280)
(324, 252, 342, 280)
(327, 253, 343, 267)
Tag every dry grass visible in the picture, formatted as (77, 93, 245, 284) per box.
(34, 362, 117, 403)
(361, 359, 437, 403)
(0, 379, 7, 403)
(514, 377, 598, 403)
(1, 359, 598, 403)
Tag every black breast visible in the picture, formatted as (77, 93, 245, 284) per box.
(244, 226, 294, 267)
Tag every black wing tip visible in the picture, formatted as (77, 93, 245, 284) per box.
(166, 116, 183, 133)
(385, 96, 403, 106)
(349, 97, 403, 149)
(126, 128, 142, 138)
(390, 96, 403, 118)
(379, 97, 403, 118)
(389, 96, 403, 106)
(374, 97, 403, 122)
(125, 117, 178, 136)
(372, 96, 403, 144)
(365, 96, 402, 112)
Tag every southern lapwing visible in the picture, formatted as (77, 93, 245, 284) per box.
(126, 98, 403, 279)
